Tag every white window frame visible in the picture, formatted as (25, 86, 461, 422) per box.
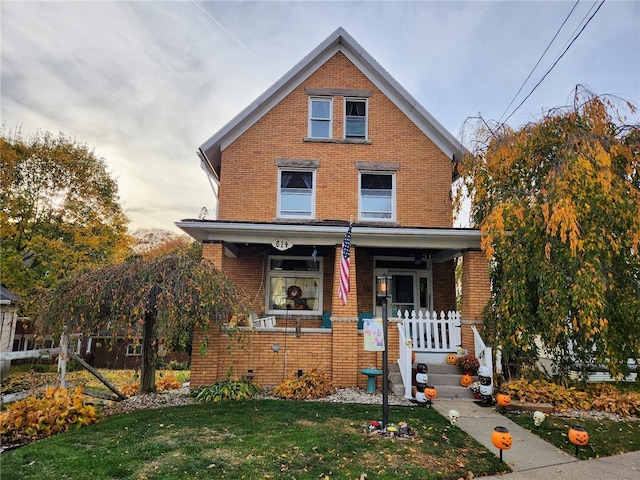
(358, 171, 396, 221)
(266, 256, 323, 316)
(277, 168, 316, 219)
(308, 96, 333, 138)
(126, 343, 142, 356)
(344, 98, 368, 140)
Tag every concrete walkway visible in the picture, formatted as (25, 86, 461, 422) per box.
(432, 399, 640, 479)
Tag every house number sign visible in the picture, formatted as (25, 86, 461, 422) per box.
(272, 238, 293, 251)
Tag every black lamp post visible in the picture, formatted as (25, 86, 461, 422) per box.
(376, 273, 392, 429)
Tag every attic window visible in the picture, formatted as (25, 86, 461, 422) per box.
(309, 97, 332, 138)
(345, 99, 367, 139)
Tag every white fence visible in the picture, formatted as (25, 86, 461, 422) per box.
(397, 310, 461, 352)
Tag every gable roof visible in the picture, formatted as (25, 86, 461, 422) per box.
(198, 27, 466, 181)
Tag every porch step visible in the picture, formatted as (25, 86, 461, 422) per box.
(388, 362, 476, 400)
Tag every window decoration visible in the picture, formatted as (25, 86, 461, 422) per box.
(286, 285, 302, 301)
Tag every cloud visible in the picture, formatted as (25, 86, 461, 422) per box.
(2, 0, 638, 232)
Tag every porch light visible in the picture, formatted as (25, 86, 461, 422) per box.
(376, 273, 391, 431)
(376, 274, 391, 298)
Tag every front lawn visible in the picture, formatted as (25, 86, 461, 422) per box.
(2, 400, 510, 480)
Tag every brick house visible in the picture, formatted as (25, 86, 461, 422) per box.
(177, 28, 490, 393)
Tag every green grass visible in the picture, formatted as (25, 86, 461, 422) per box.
(2, 400, 510, 480)
(506, 411, 640, 460)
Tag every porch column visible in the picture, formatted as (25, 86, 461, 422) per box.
(331, 245, 359, 387)
(202, 241, 225, 270)
(460, 250, 491, 356)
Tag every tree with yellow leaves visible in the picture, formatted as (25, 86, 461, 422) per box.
(459, 87, 639, 381)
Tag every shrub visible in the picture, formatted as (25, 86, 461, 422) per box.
(156, 375, 183, 391)
(192, 378, 262, 402)
(0, 386, 99, 447)
(270, 369, 334, 400)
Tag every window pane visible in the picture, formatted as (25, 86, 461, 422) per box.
(310, 120, 330, 138)
(346, 117, 365, 137)
(361, 173, 392, 219)
(269, 275, 320, 311)
(311, 100, 331, 119)
(281, 190, 312, 216)
(281, 170, 313, 217)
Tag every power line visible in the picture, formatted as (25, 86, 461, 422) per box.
(502, 0, 607, 126)
(498, 0, 581, 124)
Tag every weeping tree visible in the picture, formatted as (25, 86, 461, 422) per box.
(36, 252, 251, 393)
(458, 87, 640, 382)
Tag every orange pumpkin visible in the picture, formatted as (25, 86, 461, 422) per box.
(424, 385, 437, 400)
(492, 426, 512, 450)
(569, 426, 589, 446)
(460, 374, 473, 387)
(411, 351, 416, 363)
(496, 393, 511, 407)
(446, 353, 458, 365)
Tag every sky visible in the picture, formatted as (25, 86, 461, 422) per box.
(2, 0, 639, 233)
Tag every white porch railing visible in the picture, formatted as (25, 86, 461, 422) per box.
(395, 309, 463, 399)
(398, 310, 462, 352)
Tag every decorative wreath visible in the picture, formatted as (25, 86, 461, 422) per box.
(286, 285, 302, 301)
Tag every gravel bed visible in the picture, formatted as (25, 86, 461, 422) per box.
(100, 387, 415, 417)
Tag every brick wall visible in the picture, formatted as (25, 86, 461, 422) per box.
(217, 52, 453, 228)
(432, 260, 456, 312)
(460, 250, 491, 355)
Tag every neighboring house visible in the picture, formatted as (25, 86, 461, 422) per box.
(1, 285, 21, 378)
(177, 28, 491, 391)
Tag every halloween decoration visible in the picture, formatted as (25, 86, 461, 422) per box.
(477, 364, 494, 407)
(496, 392, 511, 412)
(415, 363, 428, 384)
(492, 426, 512, 463)
(448, 409, 460, 426)
(569, 425, 589, 456)
(414, 383, 427, 404)
(460, 374, 473, 387)
(286, 285, 302, 301)
(424, 385, 437, 400)
(446, 353, 458, 365)
(533, 411, 546, 427)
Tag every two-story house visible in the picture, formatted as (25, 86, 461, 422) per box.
(177, 28, 491, 392)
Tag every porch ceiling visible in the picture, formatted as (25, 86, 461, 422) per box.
(176, 220, 482, 252)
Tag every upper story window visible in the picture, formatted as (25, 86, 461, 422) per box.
(345, 98, 367, 139)
(278, 169, 315, 219)
(359, 172, 395, 221)
(309, 97, 332, 138)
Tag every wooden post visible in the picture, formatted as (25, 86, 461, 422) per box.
(59, 325, 68, 388)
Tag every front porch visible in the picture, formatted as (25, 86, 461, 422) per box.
(189, 308, 489, 397)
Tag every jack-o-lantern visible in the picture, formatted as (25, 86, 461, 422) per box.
(446, 353, 458, 365)
(424, 385, 437, 400)
(569, 426, 589, 446)
(492, 426, 512, 450)
(411, 350, 416, 363)
(460, 374, 473, 387)
(496, 393, 511, 407)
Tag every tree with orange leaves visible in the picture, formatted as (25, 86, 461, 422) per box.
(458, 87, 640, 381)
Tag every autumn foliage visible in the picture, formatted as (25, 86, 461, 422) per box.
(459, 88, 640, 381)
(0, 386, 99, 447)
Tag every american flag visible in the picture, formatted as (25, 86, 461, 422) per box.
(338, 224, 352, 305)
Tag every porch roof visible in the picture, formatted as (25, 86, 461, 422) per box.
(176, 220, 482, 258)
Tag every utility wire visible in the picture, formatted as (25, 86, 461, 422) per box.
(502, 0, 606, 126)
(498, 0, 581, 124)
